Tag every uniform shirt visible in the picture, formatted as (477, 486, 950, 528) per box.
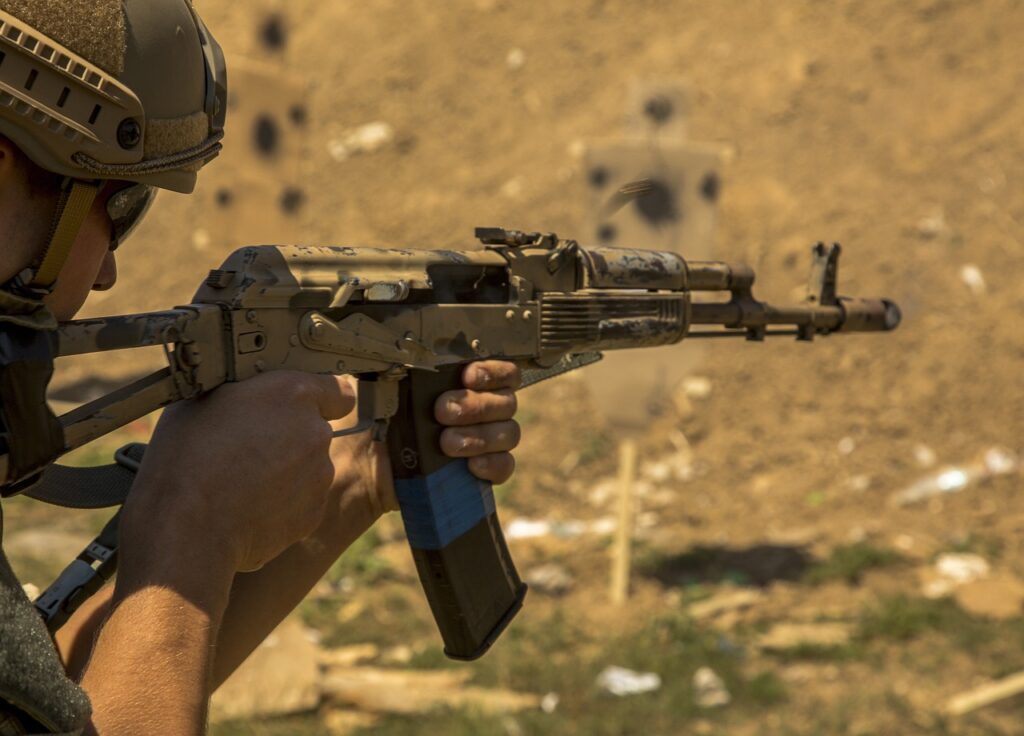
(0, 506, 90, 736)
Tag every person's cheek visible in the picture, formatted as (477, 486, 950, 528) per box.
(45, 214, 117, 319)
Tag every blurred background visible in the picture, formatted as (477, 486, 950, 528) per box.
(6, 0, 1024, 733)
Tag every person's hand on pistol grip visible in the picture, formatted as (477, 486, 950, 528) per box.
(330, 360, 522, 516)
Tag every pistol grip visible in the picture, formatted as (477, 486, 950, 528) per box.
(386, 365, 526, 661)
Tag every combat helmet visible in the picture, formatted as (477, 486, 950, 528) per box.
(0, 0, 226, 295)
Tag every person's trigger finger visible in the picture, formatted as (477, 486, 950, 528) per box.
(310, 374, 357, 421)
(462, 361, 523, 391)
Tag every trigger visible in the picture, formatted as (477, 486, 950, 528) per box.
(332, 377, 400, 440)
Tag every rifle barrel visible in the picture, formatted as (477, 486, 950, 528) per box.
(690, 298, 899, 334)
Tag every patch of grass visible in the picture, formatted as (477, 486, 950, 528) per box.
(577, 429, 613, 467)
(805, 490, 827, 508)
(300, 586, 432, 650)
(768, 643, 861, 663)
(945, 533, 1005, 561)
(492, 477, 516, 506)
(5, 553, 68, 590)
(515, 407, 540, 426)
(349, 610, 788, 736)
(324, 528, 389, 586)
(745, 671, 788, 706)
(857, 594, 999, 650)
(804, 542, 905, 585)
(211, 715, 324, 736)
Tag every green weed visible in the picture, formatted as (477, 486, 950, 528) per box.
(577, 430, 613, 467)
(804, 543, 905, 585)
(325, 528, 390, 586)
(857, 595, 965, 642)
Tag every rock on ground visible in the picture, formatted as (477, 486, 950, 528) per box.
(210, 617, 321, 722)
(954, 574, 1024, 620)
(757, 622, 853, 652)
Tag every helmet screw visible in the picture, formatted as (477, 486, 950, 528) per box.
(117, 118, 143, 149)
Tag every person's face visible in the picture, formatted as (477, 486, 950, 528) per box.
(0, 140, 129, 322)
(44, 181, 125, 321)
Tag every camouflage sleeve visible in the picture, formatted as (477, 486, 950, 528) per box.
(0, 526, 90, 735)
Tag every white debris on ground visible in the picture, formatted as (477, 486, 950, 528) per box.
(584, 447, 695, 509)
(921, 553, 991, 599)
(837, 436, 857, 456)
(692, 667, 731, 708)
(328, 122, 394, 162)
(915, 208, 947, 239)
(524, 563, 574, 596)
(588, 478, 652, 507)
(938, 553, 991, 582)
(846, 474, 872, 493)
(681, 375, 713, 401)
(505, 516, 615, 540)
(641, 453, 695, 485)
(501, 176, 525, 199)
(191, 228, 210, 251)
(959, 263, 988, 295)
(505, 47, 526, 70)
(540, 692, 560, 714)
(890, 447, 1019, 506)
(913, 443, 937, 468)
(596, 666, 662, 696)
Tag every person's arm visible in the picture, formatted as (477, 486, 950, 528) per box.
(80, 521, 234, 735)
(60, 362, 521, 709)
(77, 370, 355, 735)
(212, 360, 521, 687)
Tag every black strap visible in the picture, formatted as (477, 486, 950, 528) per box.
(33, 512, 121, 633)
(26, 445, 146, 633)
(22, 443, 145, 510)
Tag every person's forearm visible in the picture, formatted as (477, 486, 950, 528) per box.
(61, 486, 378, 696)
(211, 465, 380, 688)
(80, 498, 235, 735)
(59, 456, 381, 694)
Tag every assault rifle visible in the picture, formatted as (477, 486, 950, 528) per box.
(0, 228, 900, 659)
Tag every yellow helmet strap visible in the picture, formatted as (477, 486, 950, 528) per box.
(24, 179, 101, 293)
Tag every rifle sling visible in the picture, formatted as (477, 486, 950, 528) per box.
(24, 445, 146, 633)
(22, 447, 144, 510)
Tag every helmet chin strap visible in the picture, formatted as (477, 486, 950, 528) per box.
(22, 179, 102, 295)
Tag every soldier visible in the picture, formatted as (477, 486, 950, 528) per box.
(0, 1, 521, 733)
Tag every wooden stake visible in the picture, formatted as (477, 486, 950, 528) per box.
(947, 670, 1024, 716)
(610, 439, 638, 606)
